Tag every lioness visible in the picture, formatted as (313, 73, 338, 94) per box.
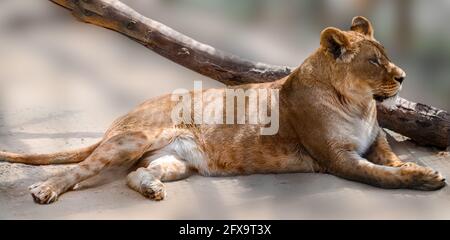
(0, 16, 446, 204)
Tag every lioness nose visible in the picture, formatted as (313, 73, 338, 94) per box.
(394, 71, 406, 84)
(394, 76, 404, 84)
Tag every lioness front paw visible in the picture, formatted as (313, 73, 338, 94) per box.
(400, 163, 446, 190)
(141, 180, 166, 201)
(29, 182, 59, 204)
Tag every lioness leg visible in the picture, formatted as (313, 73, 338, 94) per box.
(329, 150, 446, 190)
(127, 155, 192, 200)
(29, 132, 150, 204)
(364, 130, 405, 167)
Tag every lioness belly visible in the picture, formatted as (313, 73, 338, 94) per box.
(206, 150, 321, 176)
(201, 141, 322, 176)
(148, 132, 321, 177)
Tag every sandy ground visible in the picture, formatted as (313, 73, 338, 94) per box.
(1, 127, 450, 219)
(1, 1, 450, 219)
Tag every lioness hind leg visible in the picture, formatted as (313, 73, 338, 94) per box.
(127, 154, 192, 200)
(29, 132, 150, 204)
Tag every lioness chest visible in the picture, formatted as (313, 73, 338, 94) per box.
(352, 116, 378, 154)
(334, 104, 379, 155)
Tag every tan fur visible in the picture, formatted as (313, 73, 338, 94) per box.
(0, 16, 445, 204)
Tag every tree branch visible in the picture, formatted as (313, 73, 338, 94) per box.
(49, 0, 450, 148)
(50, 0, 292, 85)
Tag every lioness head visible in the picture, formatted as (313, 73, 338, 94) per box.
(320, 16, 406, 102)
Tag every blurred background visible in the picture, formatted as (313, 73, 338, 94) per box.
(0, 0, 449, 116)
(1, 0, 450, 220)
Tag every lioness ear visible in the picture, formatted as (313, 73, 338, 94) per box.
(350, 16, 374, 38)
(320, 27, 352, 60)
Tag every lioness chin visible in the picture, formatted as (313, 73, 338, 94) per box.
(0, 16, 446, 204)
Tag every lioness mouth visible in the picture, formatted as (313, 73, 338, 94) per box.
(374, 94, 398, 102)
(374, 95, 389, 102)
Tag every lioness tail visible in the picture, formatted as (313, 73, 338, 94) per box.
(0, 141, 101, 165)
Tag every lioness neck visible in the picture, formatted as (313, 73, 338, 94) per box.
(283, 49, 375, 118)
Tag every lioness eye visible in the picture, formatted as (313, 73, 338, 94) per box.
(369, 58, 380, 67)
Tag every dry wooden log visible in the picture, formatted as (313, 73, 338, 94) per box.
(378, 98, 450, 148)
(48, 0, 450, 148)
